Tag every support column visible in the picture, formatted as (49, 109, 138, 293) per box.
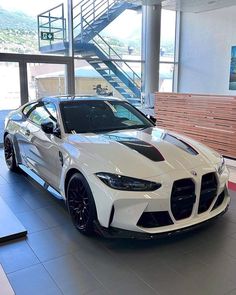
(142, 5, 161, 108)
(19, 61, 29, 105)
(66, 0, 75, 95)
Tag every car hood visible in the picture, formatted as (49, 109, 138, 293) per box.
(65, 127, 221, 178)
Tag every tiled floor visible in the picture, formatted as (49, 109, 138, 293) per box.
(0, 151, 236, 295)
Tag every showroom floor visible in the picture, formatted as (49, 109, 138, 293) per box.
(1, 151, 236, 295)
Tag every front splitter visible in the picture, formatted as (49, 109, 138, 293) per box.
(94, 206, 229, 239)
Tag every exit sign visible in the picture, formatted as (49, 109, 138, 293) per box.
(41, 32, 54, 41)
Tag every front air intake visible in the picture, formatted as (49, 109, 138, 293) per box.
(137, 211, 173, 228)
(212, 189, 226, 211)
(198, 172, 218, 214)
(171, 179, 196, 220)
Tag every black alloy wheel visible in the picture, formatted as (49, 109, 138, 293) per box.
(67, 173, 97, 235)
(4, 134, 19, 172)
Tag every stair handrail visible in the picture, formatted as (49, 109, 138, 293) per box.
(92, 35, 141, 90)
(37, 3, 66, 48)
(82, 19, 141, 89)
(73, 0, 117, 41)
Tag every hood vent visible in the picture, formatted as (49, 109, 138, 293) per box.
(119, 140, 165, 162)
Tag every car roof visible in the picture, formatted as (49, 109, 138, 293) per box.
(38, 95, 126, 104)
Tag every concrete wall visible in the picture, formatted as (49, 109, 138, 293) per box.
(179, 5, 236, 95)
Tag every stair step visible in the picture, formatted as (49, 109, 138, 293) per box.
(89, 60, 102, 64)
(96, 67, 109, 71)
(102, 74, 112, 77)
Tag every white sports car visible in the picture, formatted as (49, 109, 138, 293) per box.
(4, 96, 230, 238)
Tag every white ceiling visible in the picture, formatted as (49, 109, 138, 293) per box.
(127, 0, 236, 13)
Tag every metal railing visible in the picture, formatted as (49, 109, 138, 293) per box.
(37, 0, 141, 96)
(73, 0, 117, 41)
(89, 29, 141, 90)
(37, 4, 66, 49)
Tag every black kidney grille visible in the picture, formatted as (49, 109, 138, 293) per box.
(198, 173, 218, 214)
(171, 179, 196, 220)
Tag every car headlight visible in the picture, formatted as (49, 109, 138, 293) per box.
(217, 157, 225, 175)
(96, 172, 161, 191)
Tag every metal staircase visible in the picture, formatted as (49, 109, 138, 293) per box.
(38, 0, 141, 100)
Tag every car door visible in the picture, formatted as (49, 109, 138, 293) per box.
(11, 103, 38, 165)
(24, 102, 62, 190)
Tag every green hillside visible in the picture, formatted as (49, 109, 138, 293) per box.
(0, 8, 38, 53)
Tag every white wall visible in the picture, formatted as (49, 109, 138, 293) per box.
(179, 5, 236, 95)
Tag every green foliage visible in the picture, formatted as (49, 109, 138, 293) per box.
(0, 8, 37, 30)
(0, 8, 38, 53)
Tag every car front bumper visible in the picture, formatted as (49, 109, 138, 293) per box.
(90, 165, 230, 235)
(94, 204, 229, 239)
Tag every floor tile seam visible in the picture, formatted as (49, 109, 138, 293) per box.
(25, 235, 89, 263)
(0, 190, 22, 199)
(41, 260, 66, 295)
(24, 223, 62, 235)
(4, 261, 42, 276)
(20, 198, 64, 212)
(25, 223, 67, 236)
(14, 206, 65, 219)
(186, 240, 236, 262)
(224, 286, 236, 295)
(106, 244, 206, 287)
(24, 224, 71, 261)
(55, 252, 113, 295)
(97, 245, 169, 295)
(6, 261, 64, 295)
(212, 247, 236, 260)
(71, 250, 140, 295)
(4, 177, 31, 185)
(0, 199, 33, 215)
(119, 256, 199, 294)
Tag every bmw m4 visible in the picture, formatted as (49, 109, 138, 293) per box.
(4, 96, 230, 238)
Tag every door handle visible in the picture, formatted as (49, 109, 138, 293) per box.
(25, 129, 30, 136)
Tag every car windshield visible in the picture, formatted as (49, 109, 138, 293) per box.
(60, 100, 154, 133)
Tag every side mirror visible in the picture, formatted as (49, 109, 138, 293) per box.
(41, 121, 54, 134)
(147, 115, 157, 124)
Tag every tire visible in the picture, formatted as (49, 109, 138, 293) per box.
(4, 134, 20, 172)
(66, 172, 97, 235)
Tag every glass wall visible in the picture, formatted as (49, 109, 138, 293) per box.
(0, 62, 21, 143)
(0, 0, 68, 55)
(0, 1, 179, 109)
(0, 62, 21, 110)
(27, 63, 67, 100)
(159, 9, 178, 92)
(99, 8, 142, 58)
(74, 58, 141, 100)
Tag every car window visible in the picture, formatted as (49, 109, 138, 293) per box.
(60, 100, 154, 133)
(113, 104, 143, 126)
(28, 103, 57, 126)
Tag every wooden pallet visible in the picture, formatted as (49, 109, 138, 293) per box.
(155, 92, 236, 159)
